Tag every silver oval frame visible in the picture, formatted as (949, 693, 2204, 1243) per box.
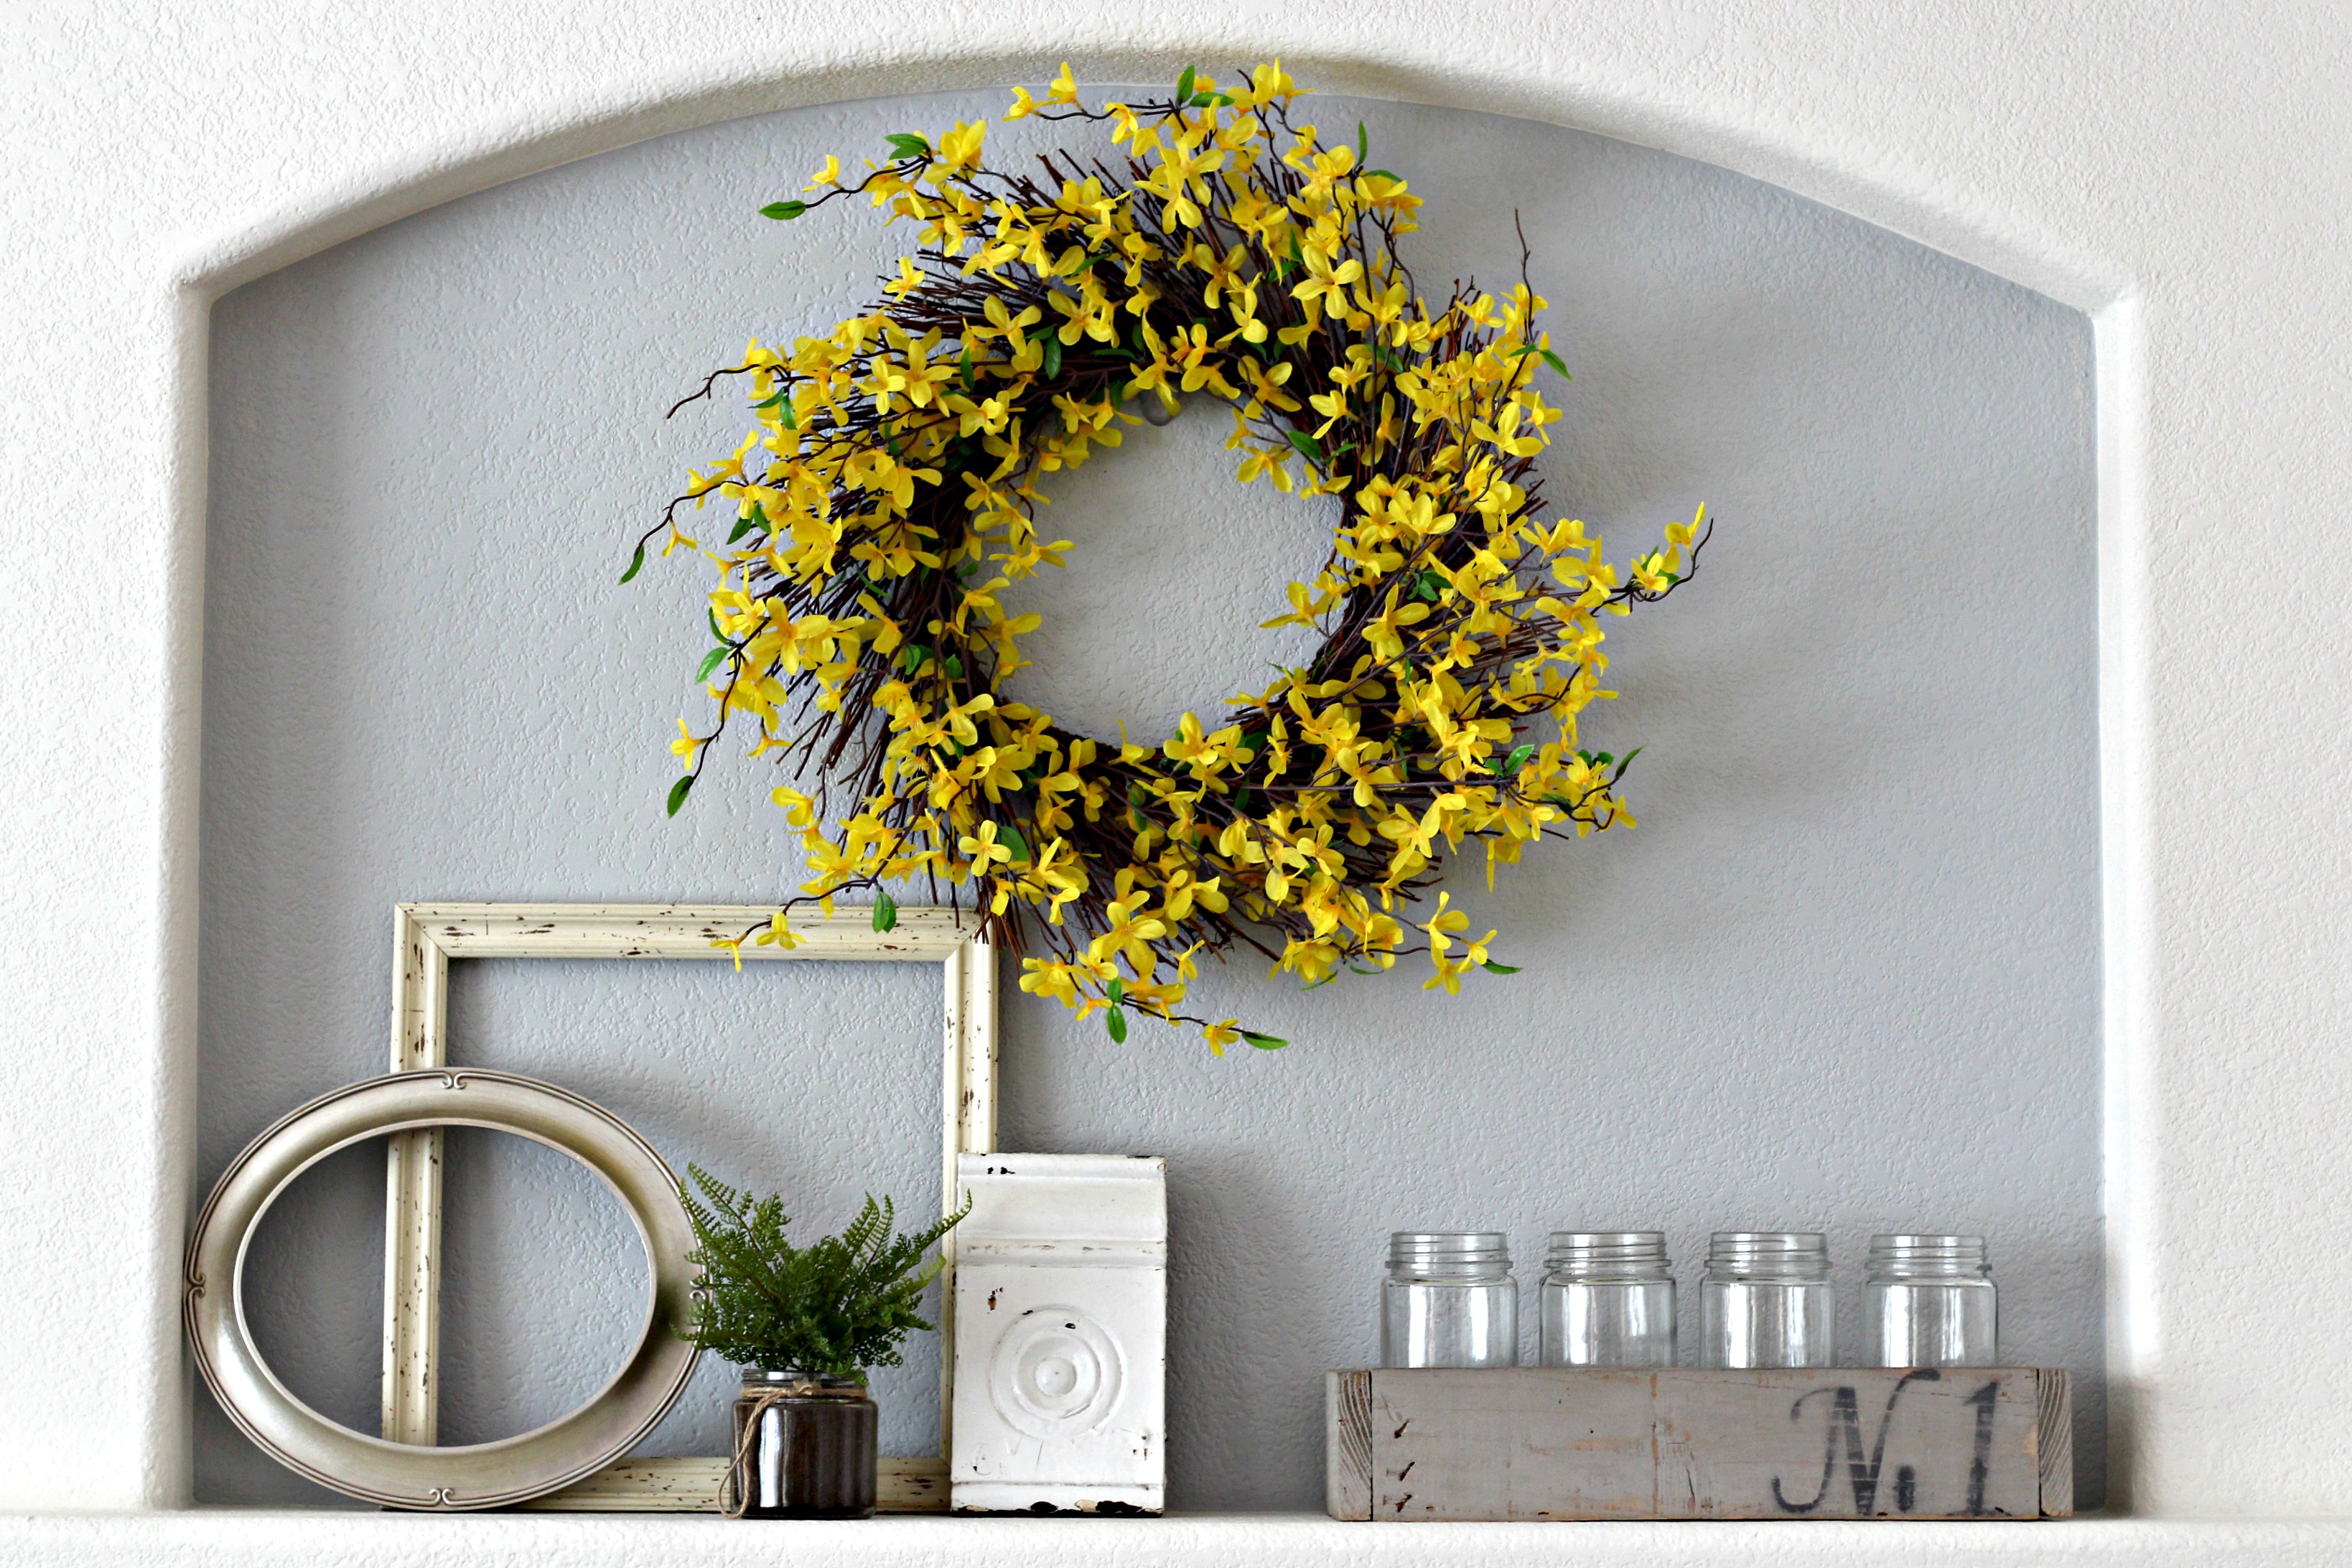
(185, 1068, 699, 1510)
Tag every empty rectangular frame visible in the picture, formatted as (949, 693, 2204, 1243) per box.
(381, 902, 995, 1511)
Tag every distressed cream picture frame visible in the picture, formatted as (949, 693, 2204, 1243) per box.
(379, 902, 997, 1512)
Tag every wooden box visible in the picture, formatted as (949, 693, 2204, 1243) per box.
(1325, 1366, 2071, 1521)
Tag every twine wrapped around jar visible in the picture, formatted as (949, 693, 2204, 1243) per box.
(723, 1371, 877, 1519)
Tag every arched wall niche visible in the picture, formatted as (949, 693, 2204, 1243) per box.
(187, 48, 2131, 311)
(89, 9, 2352, 1549)
(190, 69, 2117, 1518)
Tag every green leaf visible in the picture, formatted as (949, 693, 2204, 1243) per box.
(1108, 976, 1126, 1007)
(998, 822, 1031, 863)
(779, 396, 798, 429)
(707, 607, 724, 642)
(1613, 745, 1643, 774)
(1495, 742, 1537, 775)
(753, 388, 789, 409)
(958, 345, 976, 393)
(759, 199, 808, 220)
(1413, 566, 1446, 602)
(1356, 121, 1369, 169)
(1509, 343, 1572, 378)
(900, 643, 930, 674)
(619, 542, 646, 584)
(1175, 65, 1196, 102)
(886, 132, 931, 160)
(871, 890, 898, 933)
(677, 1165, 969, 1374)
(727, 515, 760, 545)
(1363, 168, 1401, 182)
(1287, 429, 1324, 466)
(666, 773, 695, 817)
(1040, 334, 1063, 379)
(696, 646, 730, 683)
(941, 652, 965, 679)
(1241, 1030, 1289, 1050)
(1106, 1005, 1129, 1044)
(1481, 960, 1523, 975)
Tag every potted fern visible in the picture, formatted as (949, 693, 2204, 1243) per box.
(681, 1165, 966, 1518)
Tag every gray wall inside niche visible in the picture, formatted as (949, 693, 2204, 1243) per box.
(198, 85, 2103, 1508)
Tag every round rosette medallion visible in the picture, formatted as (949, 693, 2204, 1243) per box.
(986, 1305, 1127, 1441)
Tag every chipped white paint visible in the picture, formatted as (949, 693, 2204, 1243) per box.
(521, 1454, 948, 1513)
(952, 1154, 1167, 1514)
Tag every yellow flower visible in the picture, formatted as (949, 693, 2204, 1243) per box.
(937, 120, 986, 175)
(958, 821, 1014, 873)
(1419, 890, 1469, 957)
(1290, 246, 1363, 325)
(804, 155, 841, 192)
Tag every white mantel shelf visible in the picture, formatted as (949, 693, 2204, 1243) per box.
(9, 1512, 2352, 1567)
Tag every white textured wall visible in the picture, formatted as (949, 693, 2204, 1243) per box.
(6, 0, 2352, 1551)
(197, 90, 2099, 1511)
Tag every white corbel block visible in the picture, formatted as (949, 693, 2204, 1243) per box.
(950, 1153, 1167, 1514)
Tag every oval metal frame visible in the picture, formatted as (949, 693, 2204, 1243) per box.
(185, 1068, 700, 1510)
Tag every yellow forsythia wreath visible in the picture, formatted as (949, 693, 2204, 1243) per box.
(631, 62, 1708, 1052)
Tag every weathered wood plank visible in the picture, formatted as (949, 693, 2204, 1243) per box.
(519, 1455, 948, 1512)
(2037, 1368, 2073, 1517)
(1325, 1371, 1373, 1520)
(379, 906, 446, 1446)
(402, 902, 974, 959)
(1330, 1367, 2070, 1521)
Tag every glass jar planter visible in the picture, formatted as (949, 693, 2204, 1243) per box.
(729, 1368, 878, 1518)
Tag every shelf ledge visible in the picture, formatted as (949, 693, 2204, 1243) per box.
(7, 1511, 2352, 1567)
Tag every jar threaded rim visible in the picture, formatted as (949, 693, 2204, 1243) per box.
(1542, 1230, 1671, 1280)
(1703, 1230, 1830, 1281)
(1387, 1229, 1511, 1281)
(1867, 1233, 1990, 1279)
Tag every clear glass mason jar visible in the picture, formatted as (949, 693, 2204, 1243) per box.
(1382, 1231, 1518, 1368)
(1697, 1231, 1833, 1368)
(1539, 1231, 1676, 1367)
(1864, 1233, 1997, 1367)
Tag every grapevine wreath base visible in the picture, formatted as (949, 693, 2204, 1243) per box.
(633, 62, 1707, 1051)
